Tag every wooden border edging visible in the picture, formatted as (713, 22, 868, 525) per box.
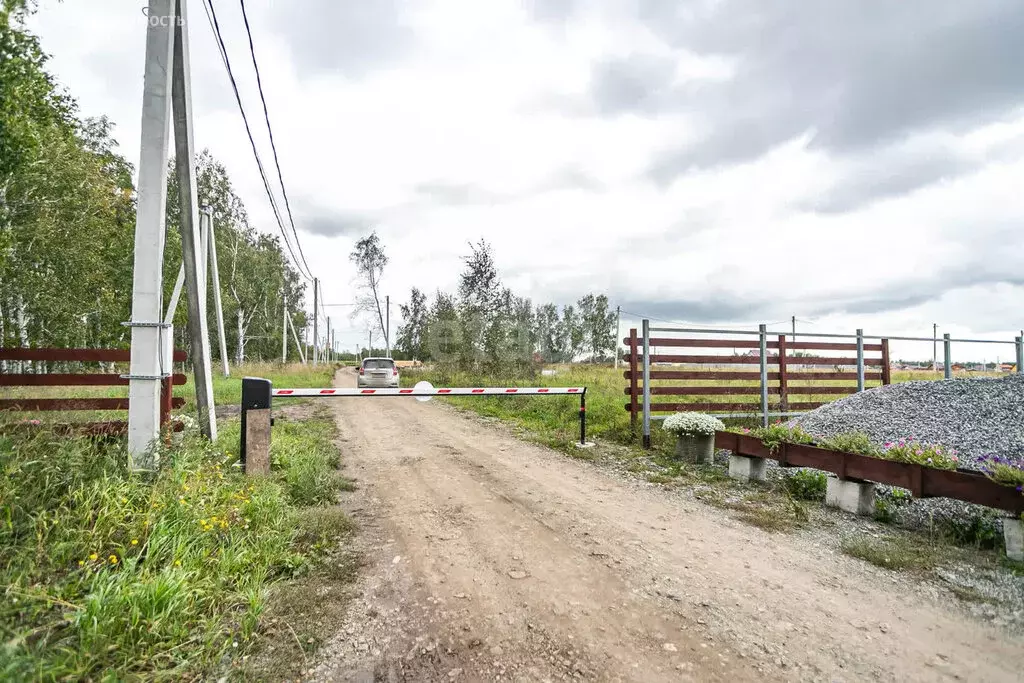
(714, 431, 1024, 514)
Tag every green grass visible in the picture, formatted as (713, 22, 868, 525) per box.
(841, 536, 940, 571)
(0, 405, 349, 679)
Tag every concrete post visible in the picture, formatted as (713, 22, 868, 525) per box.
(729, 455, 767, 483)
(312, 278, 319, 365)
(172, 0, 216, 441)
(826, 478, 875, 516)
(1015, 337, 1023, 374)
(127, 0, 176, 468)
(206, 208, 230, 377)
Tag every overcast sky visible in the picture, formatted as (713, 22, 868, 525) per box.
(30, 0, 1024, 362)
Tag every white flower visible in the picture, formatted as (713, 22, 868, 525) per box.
(662, 412, 724, 437)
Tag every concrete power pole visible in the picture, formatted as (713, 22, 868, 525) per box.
(312, 278, 319, 365)
(281, 292, 288, 363)
(171, 0, 215, 441)
(128, 0, 177, 467)
(326, 317, 332, 363)
(933, 323, 938, 371)
(792, 315, 796, 342)
(386, 295, 391, 358)
(614, 305, 621, 369)
(205, 208, 230, 377)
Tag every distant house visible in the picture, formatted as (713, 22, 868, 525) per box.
(1000, 363, 1017, 373)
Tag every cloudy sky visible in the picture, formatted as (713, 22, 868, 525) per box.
(30, 0, 1024, 361)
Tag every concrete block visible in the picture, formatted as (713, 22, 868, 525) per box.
(729, 455, 767, 483)
(1004, 518, 1023, 562)
(825, 477, 875, 516)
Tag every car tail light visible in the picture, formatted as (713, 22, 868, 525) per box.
(359, 367, 365, 375)
(393, 367, 399, 376)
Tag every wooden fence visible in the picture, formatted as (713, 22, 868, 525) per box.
(0, 347, 187, 435)
(623, 329, 891, 427)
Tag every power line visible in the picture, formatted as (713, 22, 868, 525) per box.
(237, 0, 314, 280)
(201, 0, 313, 282)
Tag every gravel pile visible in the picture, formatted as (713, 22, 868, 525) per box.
(790, 374, 1024, 470)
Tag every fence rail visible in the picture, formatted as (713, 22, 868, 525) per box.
(0, 347, 187, 436)
(623, 320, 1024, 448)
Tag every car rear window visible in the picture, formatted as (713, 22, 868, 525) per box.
(362, 359, 395, 370)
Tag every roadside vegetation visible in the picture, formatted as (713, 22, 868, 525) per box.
(0, 365, 352, 680)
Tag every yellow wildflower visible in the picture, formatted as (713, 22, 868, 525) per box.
(131, 539, 139, 546)
(78, 560, 85, 567)
(89, 553, 98, 561)
(109, 555, 118, 565)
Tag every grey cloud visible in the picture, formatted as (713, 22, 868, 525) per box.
(413, 182, 505, 206)
(414, 167, 603, 207)
(804, 149, 977, 215)
(295, 198, 373, 237)
(570, 1, 1024, 181)
(272, 0, 417, 76)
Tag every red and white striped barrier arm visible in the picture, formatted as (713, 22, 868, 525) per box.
(272, 386, 585, 397)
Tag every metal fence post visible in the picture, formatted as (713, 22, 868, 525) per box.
(856, 328, 865, 392)
(642, 319, 651, 449)
(943, 333, 952, 379)
(759, 324, 768, 427)
(1016, 337, 1023, 374)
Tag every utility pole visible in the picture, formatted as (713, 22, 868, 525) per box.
(933, 323, 938, 371)
(205, 207, 229, 377)
(281, 292, 288, 363)
(386, 294, 391, 358)
(368, 329, 372, 357)
(171, 0, 215, 441)
(614, 305, 621, 369)
(326, 317, 332, 363)
(127, 0, 177, 467)
(792, 315, 796, 342)
(312, 278, 319, 365)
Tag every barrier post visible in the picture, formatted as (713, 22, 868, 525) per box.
(579, 390, 586, 446)
(240, 377, 272, 475)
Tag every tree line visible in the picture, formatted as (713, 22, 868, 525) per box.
(0, 4, 306, 364)
(389, 240, 618, 374)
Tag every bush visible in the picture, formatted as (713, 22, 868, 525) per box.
(784, 469, 827, 501)
(662, 412, 724, 438)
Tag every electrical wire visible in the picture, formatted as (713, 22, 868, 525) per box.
(201, 0, 314, 282)
(237, 0, 314, 281)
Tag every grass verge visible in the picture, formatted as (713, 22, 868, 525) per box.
(0, 403, 350, 679)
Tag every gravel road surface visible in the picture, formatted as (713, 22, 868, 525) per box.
(308, 369, 1024, 682)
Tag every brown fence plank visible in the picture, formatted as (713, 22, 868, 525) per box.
(624, 370, 781, 381)
(785, 402, 829, 411)
(782, 371, 882, 381)
(0, 348, 187, 362)
(0, 397, 184, 411)
(782, 386, 860, 395)
(624, 386, 777, 396)
(0, 373, 187, 387)
(632, 354, 882, 366)
(642, 338, 776, 349)
(625, 402, 765, 413)
(786, 341, 883, 352)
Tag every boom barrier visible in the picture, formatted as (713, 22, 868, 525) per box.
(239, 377, 592, 475)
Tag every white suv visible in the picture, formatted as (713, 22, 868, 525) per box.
(358, 357, 399, 388)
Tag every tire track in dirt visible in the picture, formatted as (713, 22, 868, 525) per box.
(309, 369, 1024, 682)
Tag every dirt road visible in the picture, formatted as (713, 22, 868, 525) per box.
(309, 369, 1024, 682)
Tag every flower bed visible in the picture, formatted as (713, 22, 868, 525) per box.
(715, 430, 1024, 514)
